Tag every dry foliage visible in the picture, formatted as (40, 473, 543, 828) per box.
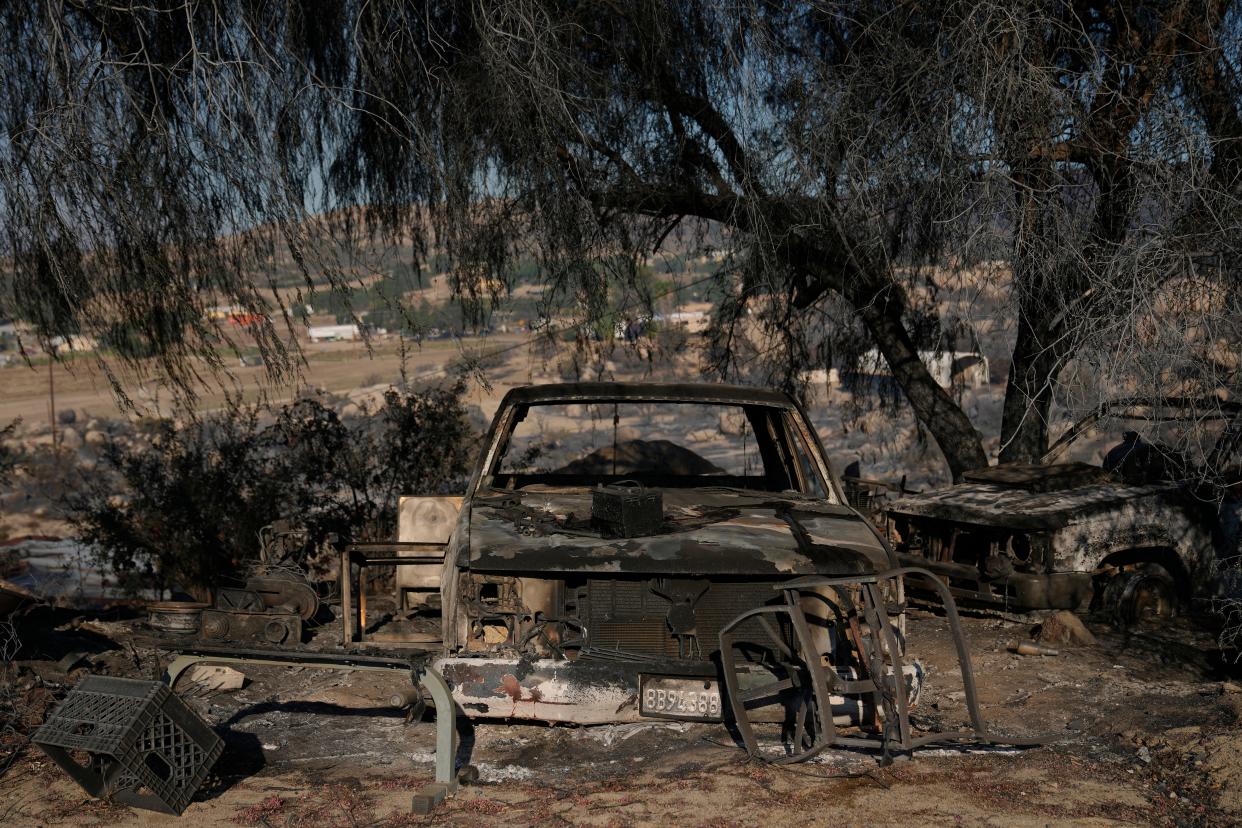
(66, 382, 473, 593)
(2, 2, 1240, 480)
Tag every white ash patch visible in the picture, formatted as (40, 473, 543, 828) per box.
(476, 762, 537, 782)
(576, 721, 694, 747)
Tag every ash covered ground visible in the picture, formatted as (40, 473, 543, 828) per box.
(2, 606, 1240, 827)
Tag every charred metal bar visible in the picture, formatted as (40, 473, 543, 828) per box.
(162, 644, 421, 687)
(340, 547, 354, 644)
(157, 645, 463, 813)
(346, 541, 448, 555)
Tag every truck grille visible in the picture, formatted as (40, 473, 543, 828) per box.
(580, 578, 786, 660)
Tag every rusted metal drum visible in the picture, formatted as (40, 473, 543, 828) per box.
(146, 601, 209, 635)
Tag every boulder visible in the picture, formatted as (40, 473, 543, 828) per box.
(1035, 610, 1097, 647)
(339, 402, 361, 419)
(58, 427, 82, 450)
(83, 429, 109, 448)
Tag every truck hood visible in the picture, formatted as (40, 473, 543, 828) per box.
(887, 470, 1182, 530)
(465, 488, 892, 576)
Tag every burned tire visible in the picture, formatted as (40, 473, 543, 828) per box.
(1102, 563, 1177, 626)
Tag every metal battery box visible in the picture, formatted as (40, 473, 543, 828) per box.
(591, 483, 663, 538)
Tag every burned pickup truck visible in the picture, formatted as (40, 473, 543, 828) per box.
(888, 398, 1241, 620)
(428, 382, 906, 726)
(333, 382, 1030, 764)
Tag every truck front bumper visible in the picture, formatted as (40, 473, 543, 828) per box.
(897, 554, 1092, 611)
(433, 655, 659, 724)
(432, 654, 919, 725)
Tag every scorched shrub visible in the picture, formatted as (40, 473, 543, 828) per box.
(68, 383, 473, 594)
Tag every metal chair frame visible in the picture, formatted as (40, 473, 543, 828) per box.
(719, 565, 1045, 764)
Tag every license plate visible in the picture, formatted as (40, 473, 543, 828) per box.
(640, 675, 723, 721)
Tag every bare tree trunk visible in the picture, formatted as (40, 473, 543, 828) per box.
(997, 145, 1064, 465)
(851, 284, 989, 481)
(790, 238, 990, 480)
(998, 316, 1059, 464)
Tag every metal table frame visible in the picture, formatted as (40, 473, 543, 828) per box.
(720, 565, 1048, 765)
(339, 541, 446, 646)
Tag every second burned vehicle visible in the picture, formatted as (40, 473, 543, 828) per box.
(887, 398, 1242, 620)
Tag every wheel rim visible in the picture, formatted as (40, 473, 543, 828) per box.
(1107, 568, 1176, 625)
(1127, 576, 1174, 621)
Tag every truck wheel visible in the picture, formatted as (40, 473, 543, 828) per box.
(1102, 563, 1177, 626)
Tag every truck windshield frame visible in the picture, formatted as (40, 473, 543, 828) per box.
(479, 398, 839, 501)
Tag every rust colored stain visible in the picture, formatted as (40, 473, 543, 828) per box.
(496, 673, 522, 703)
(494, 673, 547, 709)
(494, 672, 546, 717)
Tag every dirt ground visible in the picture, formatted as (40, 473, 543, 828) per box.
(2, 609, 1239, 827)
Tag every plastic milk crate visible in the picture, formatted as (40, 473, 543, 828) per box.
(33, 674, 223, 814)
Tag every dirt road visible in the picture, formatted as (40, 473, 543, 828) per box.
(0, 334, 531, 426)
